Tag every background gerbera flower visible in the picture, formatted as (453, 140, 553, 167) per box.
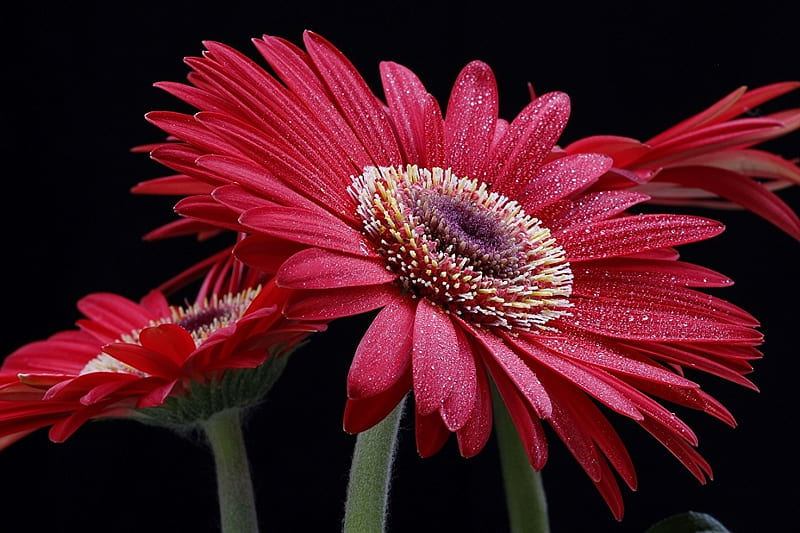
(562, 82, 800, 239)
(134, 31, 766, 518)
(0, 252, 325, 448)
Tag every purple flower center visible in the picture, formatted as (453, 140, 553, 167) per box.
(350, 165, 573, 331)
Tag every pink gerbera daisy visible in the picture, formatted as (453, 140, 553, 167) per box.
(138, 31, 764, 517)
(0, 252, 325, 448)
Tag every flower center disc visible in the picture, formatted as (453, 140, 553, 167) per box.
(349, 165, 573, 330)
(80, 287, 262, 375)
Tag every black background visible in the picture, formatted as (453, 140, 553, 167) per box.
(1, 1, 799, 532)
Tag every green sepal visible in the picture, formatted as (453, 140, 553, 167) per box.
(645, 511, 732, 533)
(135, 348, 293, 428)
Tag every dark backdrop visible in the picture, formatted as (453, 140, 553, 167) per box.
(1, 2, 798, 532)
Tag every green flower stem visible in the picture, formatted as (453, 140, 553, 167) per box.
(342, 396, 406, 533)
(492, 386, 550, 533)
(202, 408, 260, 533)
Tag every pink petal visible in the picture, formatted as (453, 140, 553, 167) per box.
(571, 275, 758, 326)
(284, 284, 398, 321)
(347, 298, 415, 399)
(518, 153, 612, 211)
(49, 401, 116, 443)
(487, 361, 549, 470)
(634, 117, 788, 169)
(563, 135, 652, 168)
(148, 144, 229, 187)
(76, 293, 154, 340)
(137, 379, 180, 408)
(638, 416, 712, 484)
(415, 408, 451, 458)
(303, 31, 402, 167)
(444, 61, 499, 178)
(411, 300, 466, 417)
(533, 331, 699, 388)
(472, 328, 552, 418)
(545, 389, 604, 482)
(195, 155, 335, 215)
(192, 41, 368, 185)
(380, 61, 446, 167)
(343, 382, 410, 434)
(677, 148, 800, 185)
(567, 298, 762, 343)
(131, 173, 215, 196)
(538, 190, 650, 233)
(79, 374, 142, 405)
(138, 324, 197, 368)
(153, 80, 232, 115)
(455, 360, 493, 458)
(654, 165, 800, 240)
(145, 111, 232, 155)
(558, 214, 724, 262)
(576, 258, 733, 288)
(487, 92, 571, 194)
(647, 82, 800, 145)
(101, 343, 181, 378)
(591, 460, 626, 521)
(172, 192, 246, 229)
(546, 379, 637, 489)
(277, 248, 394, 289)
(239, 206, 369, 256)
(439, 343, 478, 432)
(646, 86, 750, 145)
(509, 335, 643, 419)
(5, 335, 96, 374)
(625, 341, 759, 390)
(252, 36, 375, 172)
(234, 234, 308, 275)
(142, 217, 225, 242)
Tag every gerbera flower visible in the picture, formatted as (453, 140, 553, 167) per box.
(139, 31, 764, 517)
(562, 82, 800, 239)
(0, 251, 325, 448)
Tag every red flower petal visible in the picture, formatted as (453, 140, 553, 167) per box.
(486, 360, 549, 470)
(455, 360, 493, 458)
(414, 408, 451, 458)
(487, 91, 571, 194)
(518, 153, 612, 211)
(472, 328, 552, 418)
(380, 61, 442, 167)
(343, 383, 410, 435)
(539, 190, 650, 233)
(101, 343, 182, 378)
(564, 135, 651, 168)
(277, 248, 394, 290)
(284, 284, 398, 321)
(444, 61, 498, 178)
(303, 31, 402, 167)
(654, 165, 800, 240)
(240, 206, 369, 256)
(347, 299, 415, 399)
(567, 298, 762, 343)
(138, 324, 197, 368)
(412, 300, 470, 417)
(252, 36, 375, 172)
(76, 293, 156, 343)
(560, 214, 724, 262)
(195, 155, 334, 216)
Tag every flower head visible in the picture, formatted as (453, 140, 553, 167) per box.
(563, 82, 800, 239)
(137, 32, 764, 517)
(0, 253, 325, 449)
